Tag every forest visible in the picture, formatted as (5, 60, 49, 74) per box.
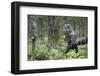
(28, 15, 88, 61)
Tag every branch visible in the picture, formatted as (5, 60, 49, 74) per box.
(77, 36, 88, 45)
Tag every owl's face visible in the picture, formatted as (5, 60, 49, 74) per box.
(64, 24, 72, 34)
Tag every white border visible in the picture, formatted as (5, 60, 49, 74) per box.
(20, 6, 95, 70)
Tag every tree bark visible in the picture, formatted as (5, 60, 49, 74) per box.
(28, 16, 38, 51)
(48, 16, 60, 48)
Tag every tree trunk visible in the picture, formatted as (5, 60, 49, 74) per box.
(48, 16, 60, 48)
(28, 16, 38, 51)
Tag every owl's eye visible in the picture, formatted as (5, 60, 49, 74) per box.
(68, 26, 70, 29)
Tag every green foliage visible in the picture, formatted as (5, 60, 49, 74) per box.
(28, 41, 49, 60)
(49, 49, 65, 60)
(65, 45, 87, 59)
(28, 39, 88, 61)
